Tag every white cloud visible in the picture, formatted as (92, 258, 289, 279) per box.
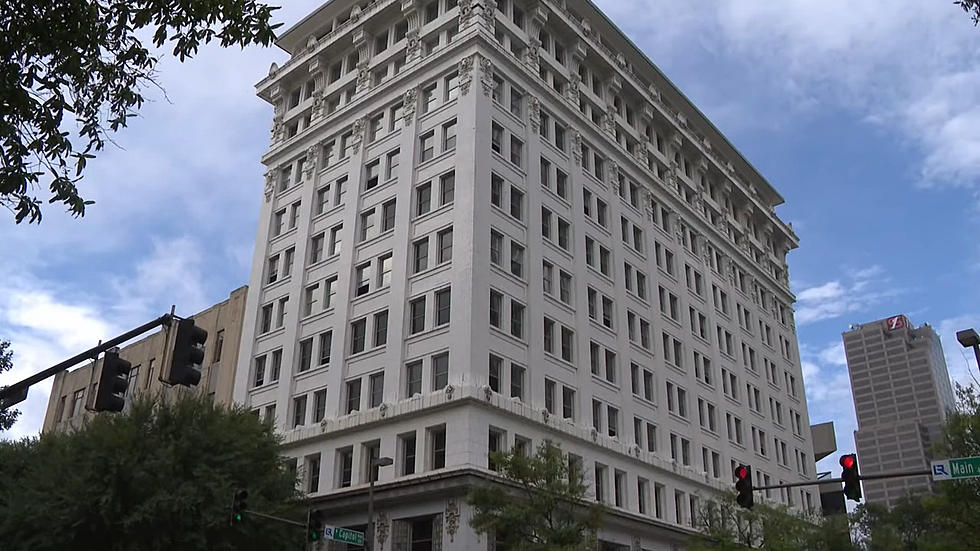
(597, 0, 980, 187)
(793, 265, 902, 325)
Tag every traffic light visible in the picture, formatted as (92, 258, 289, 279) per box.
(166, 318, 208, 386)
(308, 509, 325, 542)
(734, 464, 754, 509)
(93, 351, 131, 412)
(231, 490, 248, 524)
(840, 454, 862, 502)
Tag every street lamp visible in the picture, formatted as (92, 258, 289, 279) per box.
(956, 328, 980, 375)
(366, 456, 393, 551)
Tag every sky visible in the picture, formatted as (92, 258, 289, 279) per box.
(2, 0, 980, 480)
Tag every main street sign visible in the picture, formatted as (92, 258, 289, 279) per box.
(931, 457, 980, 481)
(323, 526, 365, 545)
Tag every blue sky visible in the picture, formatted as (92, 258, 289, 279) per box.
(2, 1, 980, 481)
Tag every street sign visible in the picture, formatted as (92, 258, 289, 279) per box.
(323, 526, 365, 545)
(931, 457, 980, 481)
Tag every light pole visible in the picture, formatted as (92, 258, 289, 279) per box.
(956, 328, 980, 375)
(366, 456, 393, 551)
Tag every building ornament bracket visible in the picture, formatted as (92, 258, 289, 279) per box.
(572, 131, 583, 166)
(403, 87, 418, 126)
(459, 55, 475, 96)
(445, 499, 460, 541)
(263, 168, 276, 202)
(529, 97, 541, 133)
(352, 117, 366, 154)
(458, 0, 475, 29)
(377, 511, 390, 546)
(479, 55, 494, 97)
(303, 145, 317, 180)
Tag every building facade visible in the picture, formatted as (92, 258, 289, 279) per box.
(42, 286, 248, 433)
(843, 315, 956, 508)
(236, 1, 817, 548)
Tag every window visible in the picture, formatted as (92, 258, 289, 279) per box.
(489, 290, 503, 328)
(354, 263, 371, 297)
(345, 379, 361, 414)
(491, 173, 504, 208)
(437, 227, 453, 263)
(544, 379, 557, 414)
(432, 352, 449, 389)
(489, 230, 503, 266)
(510, 363, 525, 400)
(253, 355, 267, 387)
(409, 297, 426, 334)
(297, 338, 313, 372)
(420, 131, 435, 162)
(292, 395, 307, 428)
(365, 372, 384, 409)
(510, 136, 523, 166)
(350, 319, 367, 354)
(562, 386, 576, 419)
(400, 433, 417, 476)
(413, 237, 429, 273)
(309, 233, 324, 265)
(440, 171, 455, 205)
(406, 361, 423, 396)
(416, 182, 432, 216)
(324, 276, 337, 309)
(374, 310, 389, 347)
(386, 149, 400, 181)
(337, 447, 353, 488)
(378, 253, 393, 288)
(364, 159, 380, 190)
(303, 283, 319, 316)
(435, 288, 452, 326)
(510, 300, 525, 339)
(491, 122, 503, 154)
(510, 242, 525, 278)
(560, 326, 574, 362)
(510, 188, 524, 220)
(430, 426, 447, 469)
(313, 389, 327, 422)
(266, 254, 280, 285)
(443, 119, 457, 150)
(328, 224, 343, 256)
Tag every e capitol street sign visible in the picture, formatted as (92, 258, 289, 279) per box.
(931, 457, 980, 481)
(323, 526, 365, 545)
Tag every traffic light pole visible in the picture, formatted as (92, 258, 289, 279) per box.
(751, 468, 933, 491)
(241, 510, 308, 528)
(0, 314, 175, 410)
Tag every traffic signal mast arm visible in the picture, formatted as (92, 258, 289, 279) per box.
(749, 468, 933, 491)
(0, 314, 175, 409)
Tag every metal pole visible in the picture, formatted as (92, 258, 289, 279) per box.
(0, 314, 174, 408)
(972, 345, 980, 375)
(367, 472, 376, 551)
(752, 468, 933, 491)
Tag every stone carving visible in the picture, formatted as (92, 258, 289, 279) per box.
(306, 35, 317, 53)
(270, 113, 283, 144)
(604, 106, 616, 135)
(459, 0, 475, 28)
(479, 56, 494, 97)
(403, 87, 418, 127)
(377, 512, 390, 547)
(304, 145, 317, 179)
(357, 60, 371, 91)
(541, 408, 550, 422)
(632, 536, 641, 551)
(477, 0, 497, 30)
(310, 90, 323, 122)
(445, 499, 461, 542)
(607, 160, 619, 187)
(407, 30, 421, 62)
(572, 131, 583, 166)
(526, 37, 541, 72)
(379, 402, 389, 418)
(350, 4, 362, 22)
(459, 55, 475, 96)
(590, 427, 598, 442)
(445, 384, 455, 399)
(567, 73, 581, 105)
(263, 169, 275, 202)
(528, 97, 541, 133)
(483, 384, 493, 401)
(352, 117, 365, 154)
(268, 62, 279, 77)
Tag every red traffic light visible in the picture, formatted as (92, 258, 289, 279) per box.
(841, 455, 855, 469)
(735, 465, 749, 480)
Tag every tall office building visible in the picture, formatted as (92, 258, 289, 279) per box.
(236, 1, 816, 548)
(843, 315, 956, 507)
(43, 286, 248, 433)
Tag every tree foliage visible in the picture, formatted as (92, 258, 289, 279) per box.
(0, 340, 19, 431)
(0, 0, 280, 224)
(688, 495, 853, 551)
(956, 1, 980, 25)
(0, 393, 305, 550)
(468, 441, 604, 551)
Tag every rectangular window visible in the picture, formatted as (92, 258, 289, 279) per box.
(510, 300, 525, 339)
(369, 372, 385, 408)
(435, 288, 452, 326)
(437, 228, 453, 263)
(374, 310, 389, 347)
(409, 297, 426, 334)
(510, 363, 525, 400)
(401, 433, 417, 476)
(510, 187, 524, 220)
(345, 379, 361, 414)
(443, 119, 457, 150)
(350, 319, 367, 354)
(313, 389, 327, 422)
(432, 352, 449, 389)
(416, 182, 432, 216)
(297, 338, 313, 373)
(413, 237, 429, 273)
(430, 426, 447, 469)
(292, 395, 307, 428)
(406, 361, 423, 396)
(440, 171, 455, 205)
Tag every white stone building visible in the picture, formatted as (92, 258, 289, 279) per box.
(234, 1, 817, 549)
